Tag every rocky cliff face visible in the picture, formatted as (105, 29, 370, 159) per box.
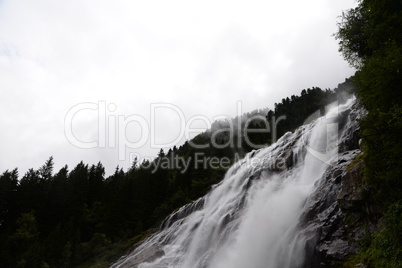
(299, 103, 378, 267)
(304, 150, 363, 267)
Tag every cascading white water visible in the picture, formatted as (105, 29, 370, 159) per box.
(113, 98, 356, 268)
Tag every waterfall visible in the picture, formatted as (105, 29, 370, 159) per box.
(112, 98, 358, 268)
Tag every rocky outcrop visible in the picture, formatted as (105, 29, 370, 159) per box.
(301, 103, 375, 267)
(114, 244, 164, 268)
(160, 197, 205, 230)
(337, 159, 365, 211)
(312, 156, 368, 267)
(301, 150, 364, 267)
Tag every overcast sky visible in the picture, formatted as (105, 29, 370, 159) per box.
(0, 0, 357, 176)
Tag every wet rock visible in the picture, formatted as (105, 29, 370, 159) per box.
(116, 244, 165, 268)
(338, 103, 366, 153)
(160, 198, 205, 229)
(272, 147, 294, 171)
(337, 160, 364, 211)
(300, 151, 360, 266)
(300, 102, 369, 267)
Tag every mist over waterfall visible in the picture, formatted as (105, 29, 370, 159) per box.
(113, 98, 359, 268)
